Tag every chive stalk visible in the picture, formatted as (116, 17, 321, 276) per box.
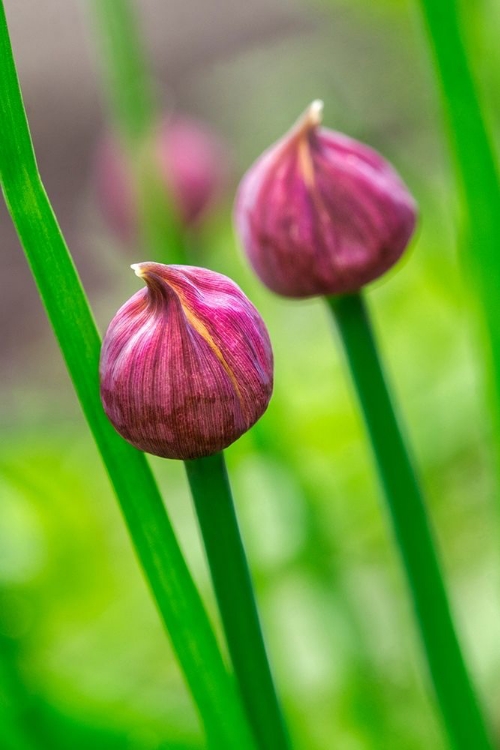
(416, 0, 500, 474)
(185, 453, 290, 750)
(327, 293, 493, 750)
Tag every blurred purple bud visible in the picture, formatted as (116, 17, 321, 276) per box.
(157, 118, 228, 226)
(234, 101, 417, 298)
(100, 263, 273, 460)
(95, 115, 229, 240)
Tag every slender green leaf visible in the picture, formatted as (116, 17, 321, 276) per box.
(415, 0, 500, 471)
(0, 4, 254, 748)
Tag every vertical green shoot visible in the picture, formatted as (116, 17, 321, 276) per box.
(416, 0, 500, 474)
(185, 453, 290, 750)
(328, 293, 493, 750)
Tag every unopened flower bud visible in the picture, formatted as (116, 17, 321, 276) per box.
(100, 263, 273, 460)
(96, 115, 229, 241)
(234, 101, 417, 298)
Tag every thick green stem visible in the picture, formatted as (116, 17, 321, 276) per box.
(185, 453, 291, 750)
(415, 0, 500, 472)
(0, 4, 254, 748)
(327, 293, 493, 750)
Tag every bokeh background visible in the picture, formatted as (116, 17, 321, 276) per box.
(2, 0, 500, 748)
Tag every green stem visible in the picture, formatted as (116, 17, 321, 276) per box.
(90, 0, 155, 146)
(0, 5, 254, 748)
(90, 0, 190, 265)
(415, 0, 500, 469)
(327, 293, 493, 750)
(185, 453, 291, 750)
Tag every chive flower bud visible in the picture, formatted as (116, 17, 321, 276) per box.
(99, 263, 273, 460)
(96, 115, 228, 241)
(234, 101, 417, 297)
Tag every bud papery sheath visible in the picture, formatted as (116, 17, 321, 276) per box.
(234, 101, 417, 297)
(100, 263, 273, 460)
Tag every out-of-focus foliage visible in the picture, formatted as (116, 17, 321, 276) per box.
(2, 0, 500, 748)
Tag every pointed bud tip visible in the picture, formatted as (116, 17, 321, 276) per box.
(308, 99, 324, 125)
(294, 100, 324, 137)
(131, 262, 159, 281)
(130, 262, 169, 296)
(131, 263, 143, 278)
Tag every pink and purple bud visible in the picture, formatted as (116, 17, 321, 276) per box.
(99, 263, 273, 460)
(96, 115, 229, 241)
(234, 101, 417, 298)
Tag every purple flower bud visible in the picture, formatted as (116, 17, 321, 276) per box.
(95, 115, 229, 241)
(99, 263, 273, 460)
(234, 101, 417, 298)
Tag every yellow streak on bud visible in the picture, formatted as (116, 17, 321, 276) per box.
(298, 139, 315, 188)
(132, 262, 247, 417)
(167, 281, 247, 417)
(294, 100, 323, 189)
(179, 295, 247, 414)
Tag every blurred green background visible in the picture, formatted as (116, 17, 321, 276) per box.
(2, 0, 500, 747)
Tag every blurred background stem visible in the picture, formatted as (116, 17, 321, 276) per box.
(415, 0, 500, 487)
(89, 0, 155, 145)
(328, 293, 493, 750)
(185, 453, 290, 750)
(0, 4, 256, 747)
(90, 0, 189, 263)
